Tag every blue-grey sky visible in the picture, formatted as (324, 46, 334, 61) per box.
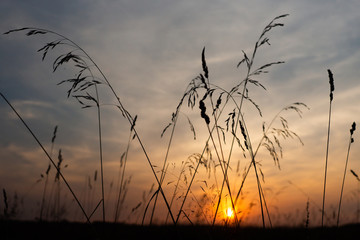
(1, 0, 360, 225)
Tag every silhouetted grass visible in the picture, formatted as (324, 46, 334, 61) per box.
(0, 92, 91, 223)
(322, 69, 335, 227)
(39, 126, 55, 221)
(1, 14, 358, 237)
(1, 15, 308, 227)
(3, 27, 176, 224)
(337, 122, 356, 226)
(161, 14, 308, 227)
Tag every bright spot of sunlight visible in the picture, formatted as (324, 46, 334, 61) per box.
(225, 207, 234, 219)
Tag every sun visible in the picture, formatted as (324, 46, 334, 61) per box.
(225, 207, 234, 219)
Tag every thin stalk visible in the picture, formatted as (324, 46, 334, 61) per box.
(336, 122, 356, 227)
(94, 85, 105, 223)
(216, 14, 290, 227)
(212, 80, 248, 225)
(79, 42, 176, 224)
(211, 16, 259, 224)
(322, 69, 335, 227)
(165, 161, 187, 224)
(253, 160, 266, 227)
(243, 112, 267, 228)
(40, 127, 57, 221)
(175, 83, 253, 224)
(114, 130, 132, 222)
(201, 67, 238, 225)
(56, 164, 61, 221)
(175, 90, 239, 223)
(149, 100, 181, 224)
(205, 120, 239, 225)
(233, 102, 305, 205)
(0, 92, 91, 223)
(336, 138, 352, 226)
(175, 143, 208, 224)
(234, 105, 271, 227)
(39, 164, 51, 221)
(321, 101, 332, 227)
(259, 178, 272, 228)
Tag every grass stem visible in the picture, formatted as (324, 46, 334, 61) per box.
(0, 92, 91, 223)
(322, 69, 335, 227)
(336, 122, 356, 227)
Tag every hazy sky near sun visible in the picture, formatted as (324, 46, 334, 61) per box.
(1, 0, 360, 225)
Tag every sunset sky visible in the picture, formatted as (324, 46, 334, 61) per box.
(1, 0, 360, 226)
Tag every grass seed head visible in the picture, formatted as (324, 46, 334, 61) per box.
(201, 47, 209, 79)
(350, 122, 356, 135)
(327, 69, 335, 101)
(199, 100, 210, 125)
(51, 125, 58, 143)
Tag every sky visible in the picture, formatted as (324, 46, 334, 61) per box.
(1, 0, 360, 226)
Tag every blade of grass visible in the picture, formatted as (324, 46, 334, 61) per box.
(0, 92, 90, 223)
(322, 69, 335, 227)
(336, 122, 356, 227)
(94, 84, 105, 222)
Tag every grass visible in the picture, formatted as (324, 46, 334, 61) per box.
(38, 125, 55, 221)
(321, 69, 335, 227)
(157, 14, 309, 227)
(0, 92, 91, 223)
(337, 122, 356, 226)
(1, 13, 359, 238)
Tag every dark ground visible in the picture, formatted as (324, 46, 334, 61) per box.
(1, 220, 359, 240)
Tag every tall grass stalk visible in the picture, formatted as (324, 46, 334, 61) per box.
(55, 149, 63, 221)
(39, 163, 51, 221)
(89, 170, 98, 217)
(149, 95, 181, 224)
(0, 92, 91, 223)
(336, 122, 356, 227)
(351, 170, 360, 222)
(94, 85, 105, 222)
(39, 125, 56, 221)
(4, 28, 175, 223)
(114, 130, 133, 222)
(322, 69, 335, 227)
(198, 47, 239, 225)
